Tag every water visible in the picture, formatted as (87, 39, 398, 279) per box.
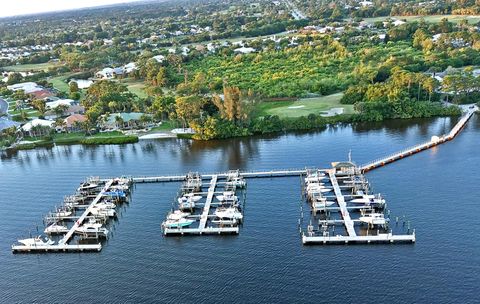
(1, 116, 479, 303)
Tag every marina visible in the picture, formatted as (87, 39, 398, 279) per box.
(161, 171, 246, 236)
(12, 177, 132, 253)
(300, 163, 415, 244)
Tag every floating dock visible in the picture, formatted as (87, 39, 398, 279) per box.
(12, 177, 132, 253)
(301, 164, 415, 245)
(161, 171, 245, 236)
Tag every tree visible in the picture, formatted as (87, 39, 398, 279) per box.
(69, 81, 79, 93)
(212, 86, 254, 122)
(6, 73, 23, 85)
(54, 104, 69, 117)
(175, 95, 204, 128)
(31, 99, 46, 116)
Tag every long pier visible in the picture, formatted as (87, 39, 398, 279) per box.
(360, 106, 477, 172)
(328, 171, 356, 237)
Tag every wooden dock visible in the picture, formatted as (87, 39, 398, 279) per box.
(328, 170, 356, 237)
(12, 243, 102, 253)
(162, 174, 243, 236)
(360, 106, 477, 172)
(302, 166, 416, 245)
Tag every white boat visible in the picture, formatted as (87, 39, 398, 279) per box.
(90, 207, 116, 217)
(163, 217, 195, 228)
(17, 236, 55, 247)
(179, 200, 195, 210)
(212, 219, 238, 225)
(349, 197, 385, 204)
(75, 224, 109, 237)
(44, 223, 69, 234)
(226, 178, 246, 188)
(214, 207, 243, 220)
(96, 202, 116, 209)
(216, 191, 238, 202)
(52, 209, 72, 217)
(167, 210, 190, 220)
(77, 182, 98, 192)
(359, 213, 387, 225)
(312, 200, 335, 208)
(180, 194, 202, 202)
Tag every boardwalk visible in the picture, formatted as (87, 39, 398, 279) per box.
(59, 179, 113, 245)
(328, 171, 356, 237)
(198, 175, 217, 231)
(360, 106, 477, 172)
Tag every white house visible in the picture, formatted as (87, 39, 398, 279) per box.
(359, 1, 373, 7)
(46, 98, 75, 110)
(21, 118, 54, 136)
(392, 20, 406, 26)
(7, 82, 43, 94)
(123, 62, 137, 73)
(95, 67, 124, 79)
(234, 47, 256, 54)
(152, 55, 165, 63)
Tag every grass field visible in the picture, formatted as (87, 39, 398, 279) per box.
(254, 93, 354, 118)
(3, 62, 61, 72)
(122, 79, 147, 98)
(362, 14, 480, 24)
(49, 74, 71, 93)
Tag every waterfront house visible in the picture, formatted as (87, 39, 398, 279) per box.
(64, 114, 87, 132)
(21, 118, 54, 137)
(102, 112, 148, 130)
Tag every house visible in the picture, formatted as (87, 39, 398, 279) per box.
(69, 79, 93, 89)
(95, 67, 124, 79)
(64, 114, 87, 132)
(123, 62, 137, 73)
(44, 104, 84, 120)
(152, 55, 165, 63)
(46, 99, 75, 110)
(102, 112, 147, 130)
(234, 47, 256, 54)
(359, 1, 373, 7)
(392, 20, 406, 26)
(21, 119, 54, 136)
(7, 82, 43, 94)
(30, 89, 55, 100)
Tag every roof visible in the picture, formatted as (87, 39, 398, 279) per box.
(106, 112, 145, 124)
(331, 161, 356, 169)
(46, 99, 75, 109)
(21, 119, 54, 131)
(30, 89, 55, 100)
(7, 82, 43, 94)
(64, 114, 87, 128)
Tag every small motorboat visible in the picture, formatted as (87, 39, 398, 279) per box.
(349, 197, 385, 205)
(182, 193, 203, 202)
(75, 224, 109, 237)
(312, 199, 335, 209)
(52, 209, 73, 217)
(179, 200, 195, 210)
(216, 191, 238, 202)
(212, 219, 238, 225)
(96, 202, 116, 209)
(77, 182, 98, 192)
(214, 207, 243, 220)
(359, 213, 388, 225)
(90, 207, 116, 217)
(226, 178, 246, 188)
(44, 223, 69, 234)
(163, 217, 195, 229)
(17, 236, 55, 247)
(167, 210, 190, 221)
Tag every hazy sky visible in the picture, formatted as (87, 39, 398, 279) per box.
(0, 0, 144, 18)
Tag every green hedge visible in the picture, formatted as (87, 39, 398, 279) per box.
(80, 136, 139, 145)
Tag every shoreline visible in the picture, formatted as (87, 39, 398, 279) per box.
(1, 111, 467, 152)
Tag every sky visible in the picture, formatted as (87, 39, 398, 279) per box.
(0, 0, 144, 18)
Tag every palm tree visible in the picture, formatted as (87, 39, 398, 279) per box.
(115, 115, 125, 129)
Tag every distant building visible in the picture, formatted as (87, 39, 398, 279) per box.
(7, 82, 43, 94)
(152, 55, 165, 63)
(234, 47, 256, 54)
(21, 119, 54, 136)
(95, 67, 124, 79)
(102, 112, 147, 129)
(64, 114, 87, 132)
(46, 98, 75, 110)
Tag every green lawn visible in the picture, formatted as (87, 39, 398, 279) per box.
(362, 14, 480, 24)
(122, 79, 147, 98)
(3, 62, 61, 72)
(49, 74, 71, 93)
(149, 120, 175, 131)
(254, 93, 354, 118)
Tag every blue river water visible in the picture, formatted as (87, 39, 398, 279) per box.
(0, 115, 479, 303)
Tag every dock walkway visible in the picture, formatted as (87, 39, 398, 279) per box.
(328, 171, 356, 237)
(360, 106, 477, 172)
(198, 175, 217, 231)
